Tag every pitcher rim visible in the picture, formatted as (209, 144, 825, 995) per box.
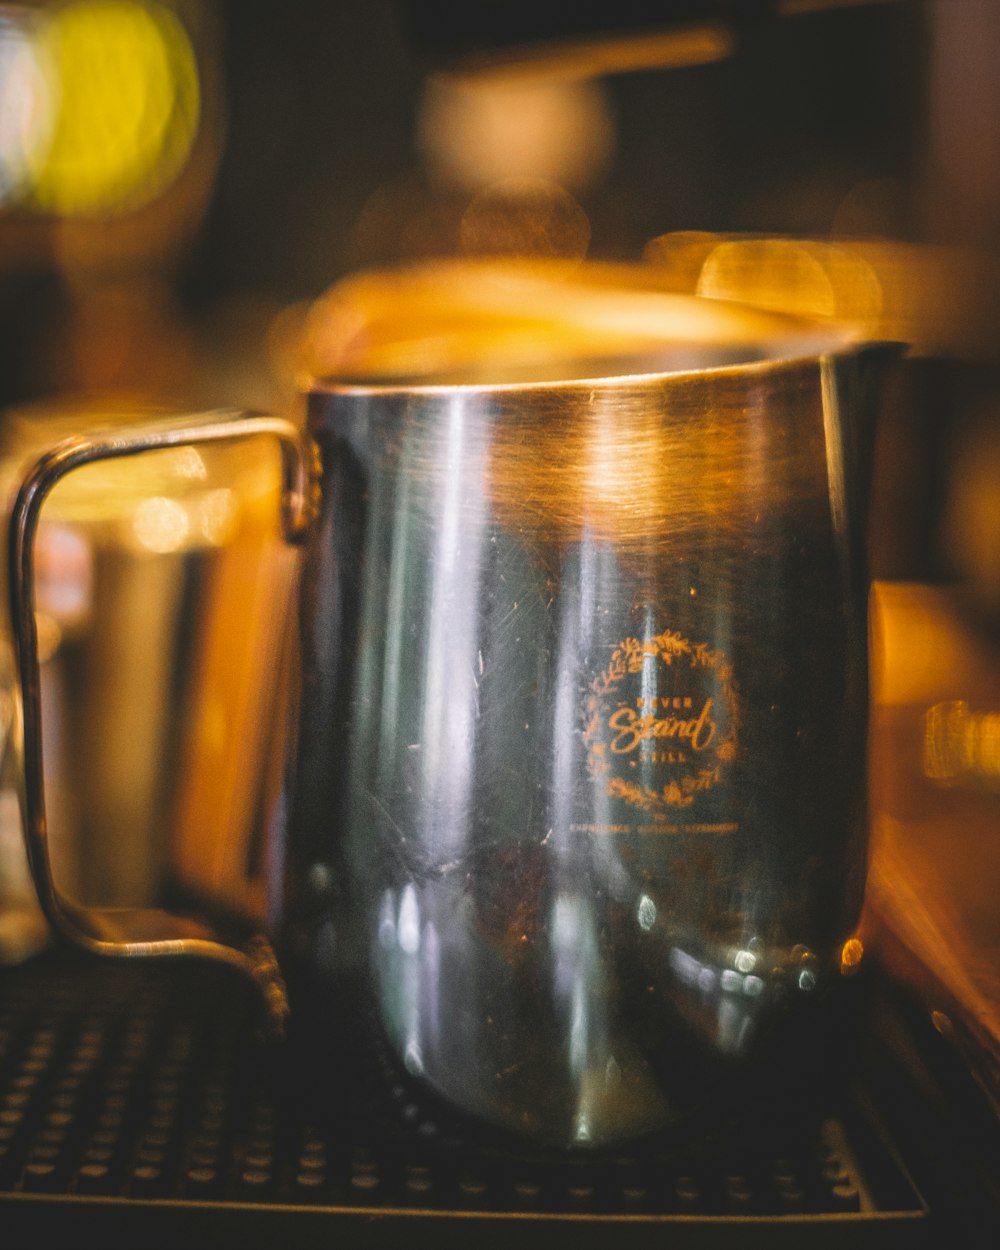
(308, 327, 877, 400)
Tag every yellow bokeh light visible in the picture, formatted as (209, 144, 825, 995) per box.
(695, 238, 883, 327)
(132, 494, 189, 552)
(28, 0, 200, 215)
(197, 487, 237, 547)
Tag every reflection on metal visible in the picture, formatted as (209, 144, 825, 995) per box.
(734, 948, 756, 973)
(288, 291, 892, 1145)
(647, 934, 827, 1060)
(417, 396, 485, 853)
(398, 884, 421, 955)
(378, 889, 395, 950)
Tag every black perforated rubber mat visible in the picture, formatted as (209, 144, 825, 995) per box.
(0, 949, 928, 1247)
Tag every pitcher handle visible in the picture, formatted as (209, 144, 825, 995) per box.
(7, 410, 311, 1035)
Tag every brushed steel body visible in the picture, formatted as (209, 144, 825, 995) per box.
(286, 339, 889, 1147)
(7, 318, 894, 1150)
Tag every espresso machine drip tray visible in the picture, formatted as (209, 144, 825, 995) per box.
(0, 948, 937, 1246)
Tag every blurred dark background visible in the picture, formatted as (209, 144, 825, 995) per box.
(0, 0, 921, 399)
(0, 0, 998, 600)
(184, 0, 920, 299)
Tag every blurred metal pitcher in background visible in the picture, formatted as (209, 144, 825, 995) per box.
(7, 264, 899, 1150)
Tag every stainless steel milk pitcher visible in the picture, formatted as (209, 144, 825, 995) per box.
(7, 285, 896, 1151)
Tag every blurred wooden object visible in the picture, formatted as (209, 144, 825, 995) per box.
(867, 581, 1000, 1101)
(170, 484, 297, 924)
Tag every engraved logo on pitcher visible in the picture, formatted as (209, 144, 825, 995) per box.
(584, 629, 739, 818)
